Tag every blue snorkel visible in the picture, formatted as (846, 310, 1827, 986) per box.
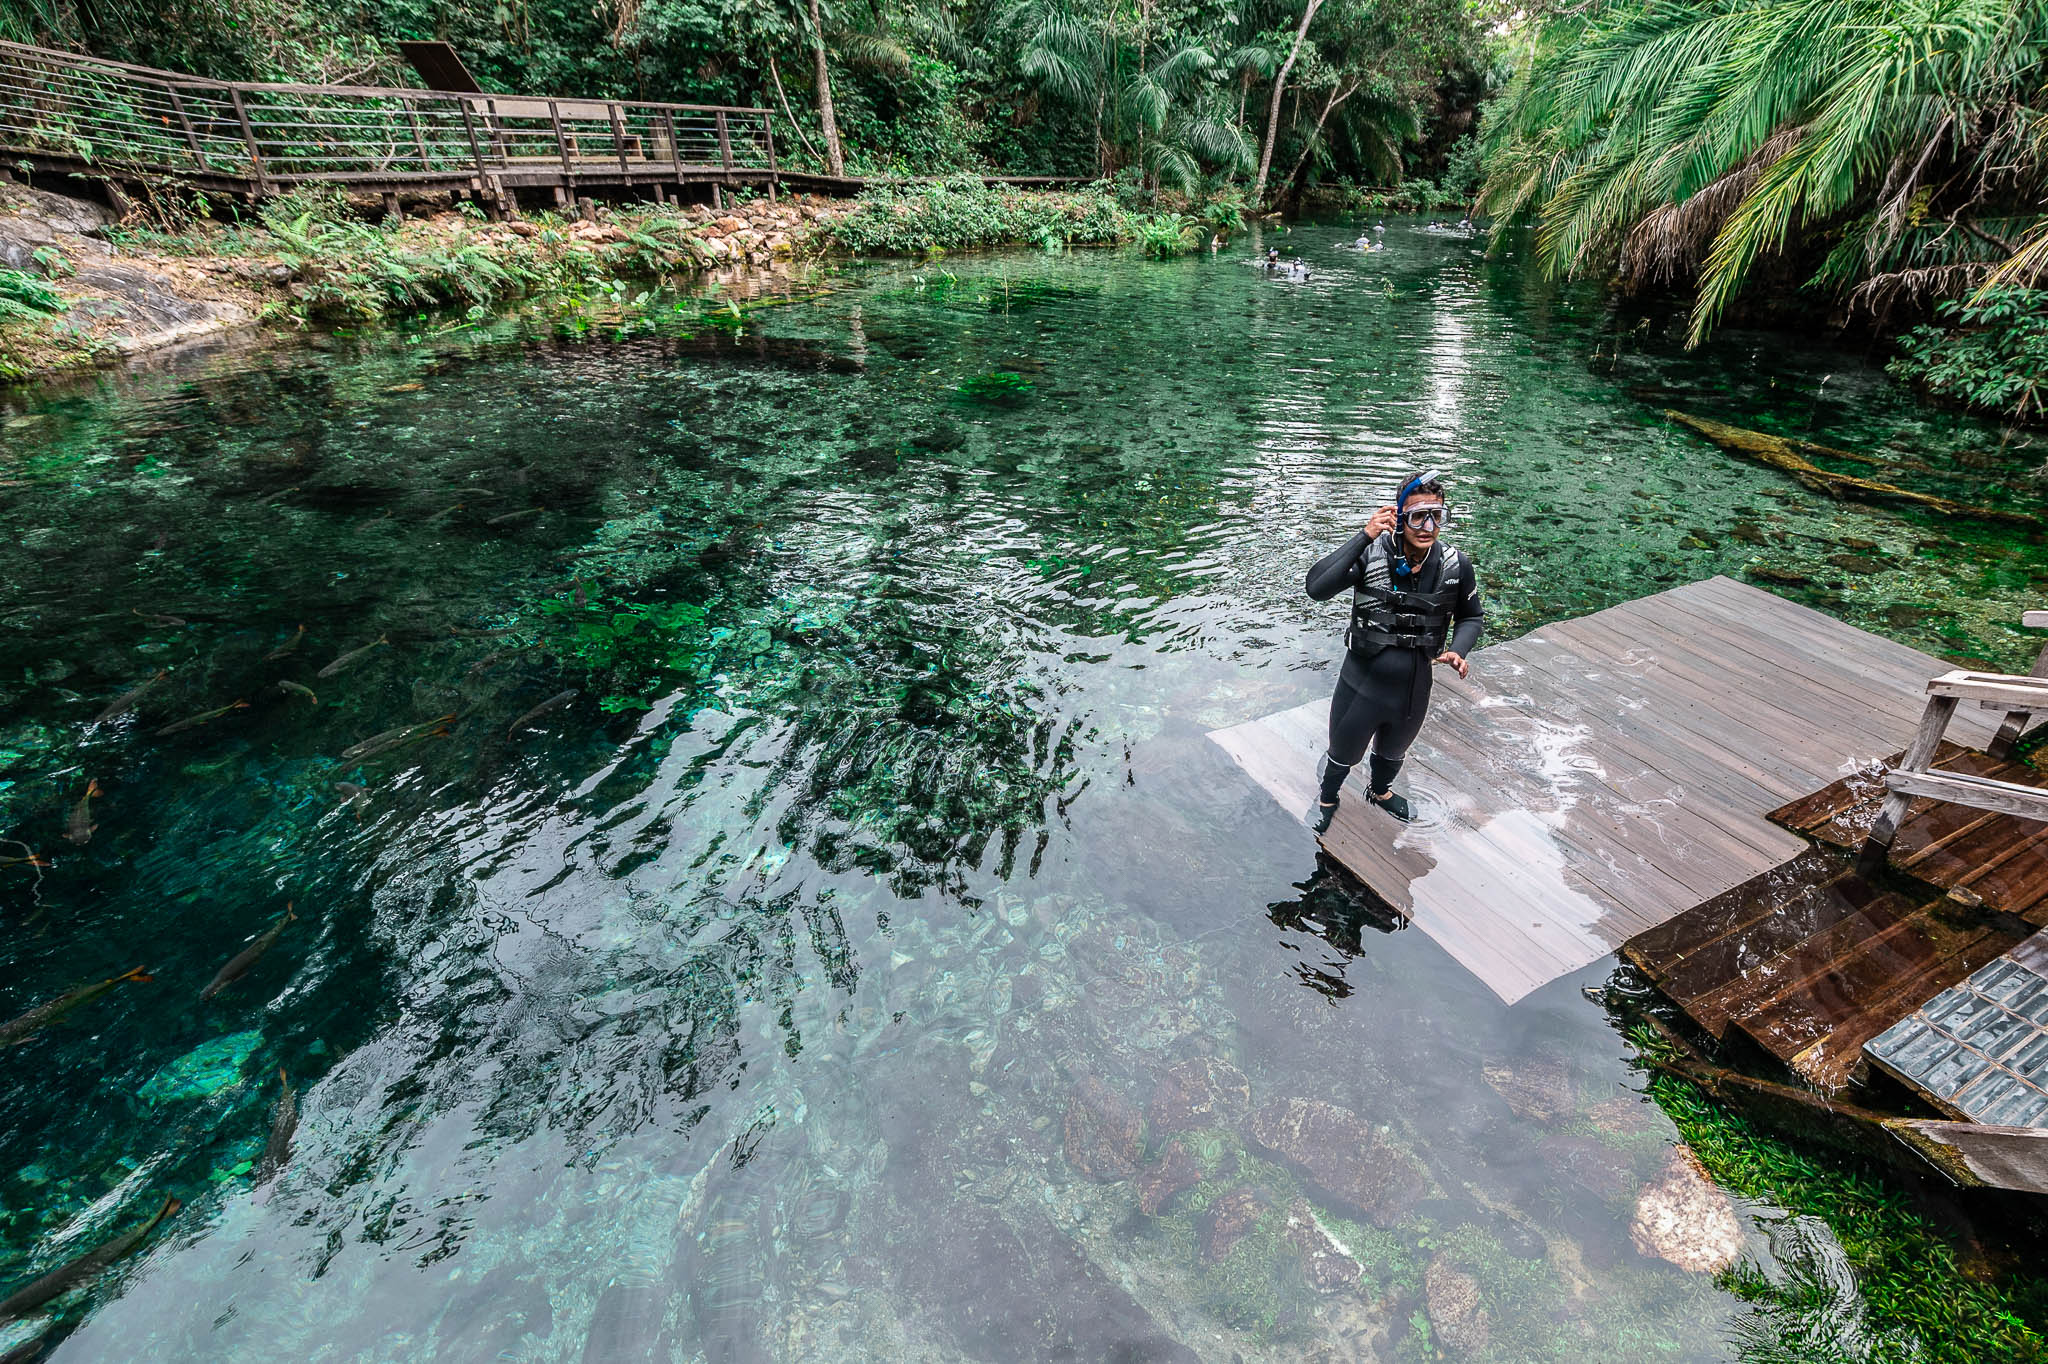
(1391, 469, 1441, 579)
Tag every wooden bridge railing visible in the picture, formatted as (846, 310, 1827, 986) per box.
(0, 39, 775, 193)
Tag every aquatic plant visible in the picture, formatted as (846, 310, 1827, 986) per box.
(540, 593, 711, 713)
(1648, 1072, 2048, 1362)
(954, 370, 1034, 405)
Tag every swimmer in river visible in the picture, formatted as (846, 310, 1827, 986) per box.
(1266, 247, 1281, 268)
(1303, 472, 1483, 830)
(1373, 222, 1385, 241)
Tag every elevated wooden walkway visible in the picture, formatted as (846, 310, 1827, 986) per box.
(1211, 576, 2002, 1003)
(0, 39, 778, 213)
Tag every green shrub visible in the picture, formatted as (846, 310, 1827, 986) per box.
(824, 174, 1137, 254)
(1889, 286, 2048, 421)
(1136, 213, 1204, 258)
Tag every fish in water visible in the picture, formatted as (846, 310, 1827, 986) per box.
(131, 607, 187, 629)
(90, 669, 167, 725)
(264, 624, 307, 660)
(64, 780, 99, 845)
(385, 382, 424, 393)
(155, 699, 249, 737)
(317, 635, 388, 678)
(487, 507, 543, 527)
(507, 689, 578, 738)
(254, 485, 299, 506)
(333, 781, 367, 801)
(199, 904, 297, 1001)
(0, 852, 49, 869)
(276, 680, 319, 707)
(0, 1195, 179, 1323)
(465, 648, 512, 677)
(339, 714, 454, 763)
(256, 1069, 298, 1184)
(0, 966, 152, 1048)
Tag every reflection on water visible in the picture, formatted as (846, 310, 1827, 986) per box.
(1, 220, 2044, 1361)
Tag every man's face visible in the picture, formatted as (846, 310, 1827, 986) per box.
(1400, 494, 1446, 554)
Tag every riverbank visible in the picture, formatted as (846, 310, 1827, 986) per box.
(0, 177, 1191, 384)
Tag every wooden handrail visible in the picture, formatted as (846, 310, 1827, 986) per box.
(0, 36, 777, 188)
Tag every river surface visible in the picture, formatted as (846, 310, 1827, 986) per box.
(1, 219, 2044, 1363)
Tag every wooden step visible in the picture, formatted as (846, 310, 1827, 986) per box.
(1677, 889, 1927, 1040)
(1623, 847, 1846, 990)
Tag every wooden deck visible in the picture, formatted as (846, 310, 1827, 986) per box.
(1211, 576, 2001, 1004)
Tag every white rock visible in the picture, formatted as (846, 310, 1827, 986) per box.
(1631, 1146, 1743, 1274)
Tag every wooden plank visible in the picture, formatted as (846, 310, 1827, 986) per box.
(2026, 611, 2048, 630)
(1887, 768, 2048, 823)
(1929, 671, 2048, 707)
(1886, 1120, 2048, 1193)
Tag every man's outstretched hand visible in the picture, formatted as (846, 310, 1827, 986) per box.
(1435, 650, 1468, 679)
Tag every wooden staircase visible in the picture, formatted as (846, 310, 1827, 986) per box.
(1625, 849, 2025, 1090)
(1626, 743, 2048, 1090)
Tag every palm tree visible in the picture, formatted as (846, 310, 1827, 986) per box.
(1481, 0, 2048, 342)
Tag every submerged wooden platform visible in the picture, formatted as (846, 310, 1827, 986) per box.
(1211, 576, 2000, 1003)
(1624, 849, 2026, 1088)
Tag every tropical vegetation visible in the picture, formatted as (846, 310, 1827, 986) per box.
(3, 0, 1481, 205)
(1478, 0, 2048, 415)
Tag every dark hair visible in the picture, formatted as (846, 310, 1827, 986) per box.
(1408, 478, 1445, 501)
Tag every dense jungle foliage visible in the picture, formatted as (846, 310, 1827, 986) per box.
(2, 0, 1481, 200)
(1479, 0, 2048, 417)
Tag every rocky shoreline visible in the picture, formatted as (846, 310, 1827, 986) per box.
(0, 179, 859, 384)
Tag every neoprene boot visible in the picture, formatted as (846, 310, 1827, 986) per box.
(1367, 753, 1412, 822)
(1311, 754, 1351, 832)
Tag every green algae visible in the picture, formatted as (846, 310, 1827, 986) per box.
(138, 1031, 264, 1105)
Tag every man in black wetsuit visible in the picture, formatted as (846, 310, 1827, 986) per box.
(1303, 471, 1483, 830)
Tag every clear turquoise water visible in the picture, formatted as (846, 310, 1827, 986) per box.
(0, 219, 2043, 1362)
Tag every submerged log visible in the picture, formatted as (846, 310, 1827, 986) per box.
(1665, 411, 2039, 528)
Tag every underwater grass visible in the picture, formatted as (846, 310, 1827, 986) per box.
(1649, 1073, 2048, 1363)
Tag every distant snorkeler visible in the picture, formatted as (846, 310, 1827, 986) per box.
(1265, 247, 1281, 268)
(1303, 471, 1483, 830)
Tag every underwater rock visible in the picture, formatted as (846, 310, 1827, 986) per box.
(1201, 1187, 1264, 1264)
(1745, 566, 1811, 587)
(786, 1187, 851, 1244)
(137, 1029, 263, 1103)
(1481, 1055, 1574, 1125)
(1246, 1099, 1427, 1227)
(1062, 1075, 1143, 1181)
(1136, 1139, 1200, 1216)
(1827, 553, 1886, 575)
(1586, 1094, 1657, 1138)
(1424, 1257, 1490, 1356)
(581, 1281, 670, 1363)
(1147, 1057, 1251, 1136)
(1630, 1147, 1742, 1275)
(898, 1203, 1199, 1363)
(1536, 1134, 1639, 1208)
(1282, 1199, 1361, 1292)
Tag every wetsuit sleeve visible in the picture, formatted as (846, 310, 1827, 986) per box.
(1448, 559, 1484, 656)
(1305, 528, 1376, 601)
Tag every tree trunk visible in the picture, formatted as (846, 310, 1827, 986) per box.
(1251, 0, 1323, 208)
(765, 52, 824, 165)
(1278, 77, 1359, 210)
(806, 0, 844, 177)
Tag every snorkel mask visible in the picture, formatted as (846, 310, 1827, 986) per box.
(1392, 469, 1443, 577)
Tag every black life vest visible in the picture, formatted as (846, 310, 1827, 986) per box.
(1346, 537, 1463, 654)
